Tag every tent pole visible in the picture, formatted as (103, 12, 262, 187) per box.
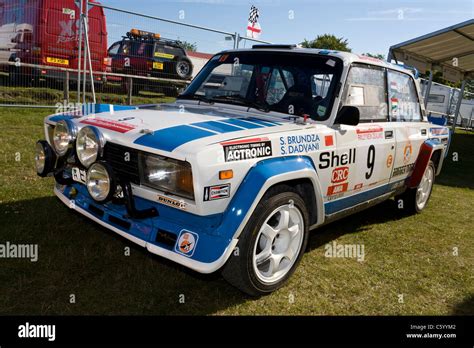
(424, 70, 433, 108)
(451, 80, 466, 133)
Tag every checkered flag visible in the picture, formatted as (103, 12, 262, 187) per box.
(248, 5, 259, 24)
(246, 5, 262, 39)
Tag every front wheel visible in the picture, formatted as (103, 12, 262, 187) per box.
(222, 187, 309, 296)
(397, 160, 436, 214)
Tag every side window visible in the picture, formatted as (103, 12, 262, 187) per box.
(343, 65, 388, 122)
(108, 42, 121, 56)
(387, 70, 422, 122)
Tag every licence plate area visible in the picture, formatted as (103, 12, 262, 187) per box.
(72, 167, 87, 184)
(46, 57, 69, 65)
(153, 62, 164, 70)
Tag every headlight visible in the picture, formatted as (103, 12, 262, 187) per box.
(141, 154, 194, 200)
(76, 126, 105, 168)
(53, 119, 77, 156)
(35, 140, 56, 177)
(86, 162, 116, 202)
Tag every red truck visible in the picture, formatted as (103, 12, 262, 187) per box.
(0, 0, 108, 86)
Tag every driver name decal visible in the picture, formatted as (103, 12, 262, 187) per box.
(280, 134, 321, 155)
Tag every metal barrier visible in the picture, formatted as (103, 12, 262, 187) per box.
(0, 1, 271, 108)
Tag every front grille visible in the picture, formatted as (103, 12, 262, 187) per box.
(104, 142, 140, 184)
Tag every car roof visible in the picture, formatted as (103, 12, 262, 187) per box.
(220, 47, 415, 77)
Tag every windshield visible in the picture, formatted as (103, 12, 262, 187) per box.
(179, 51, 343, 120)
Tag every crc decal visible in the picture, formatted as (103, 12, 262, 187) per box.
(403, 143, 413, 164)
(318, 148, 356, 169)
(175, 230, 198, 257)
(81, 117, 136, 133)
(356, 126, 383, 140)
(331, 166, 349, 184)
(279, 134, 320, 155)
(392, 163, 414, 177)
(327, 182, 348, 196)
(157, 195, 186, 210)
(222, 138, 272, 162)
(203, 184, 230, 201)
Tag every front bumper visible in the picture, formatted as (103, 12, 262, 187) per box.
(54, 183, 238, 274)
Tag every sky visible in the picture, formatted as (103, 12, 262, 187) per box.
(102, 0, 474, 56)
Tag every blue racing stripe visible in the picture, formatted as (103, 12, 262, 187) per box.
(246, 117, 281, 127)
(219, 118, 265, 129)
(134, 125, 215, 152)
(193, 120, 243, 133)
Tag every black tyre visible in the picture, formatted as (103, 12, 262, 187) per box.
(222, 186, 309, 296)
(397, 160, 435, 214)
(175, 58, 193, 80)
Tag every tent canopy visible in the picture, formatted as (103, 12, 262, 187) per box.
(388, 19, 474, 82)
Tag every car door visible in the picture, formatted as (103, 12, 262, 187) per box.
(387, 69, 427, 184)
(328, 64, 396, 206)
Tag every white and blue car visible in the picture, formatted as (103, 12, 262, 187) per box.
(35, 45, 450, 295)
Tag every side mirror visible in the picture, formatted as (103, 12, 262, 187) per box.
(335, 105, 360, 126)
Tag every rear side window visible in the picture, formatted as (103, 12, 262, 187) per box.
(342, 65, 388, 122)
(387, 70, 422, 122)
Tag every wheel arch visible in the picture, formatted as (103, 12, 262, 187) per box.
(220, 156, 324, 244)
(408, 139, 446, 188)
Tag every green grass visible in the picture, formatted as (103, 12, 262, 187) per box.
(0, 85, 176, 106)
(0, 107, 473, 315)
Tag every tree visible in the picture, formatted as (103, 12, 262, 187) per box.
(301, 34, 351, 52)
(362, 53, 386, 60)
(180, 41, 197, 52)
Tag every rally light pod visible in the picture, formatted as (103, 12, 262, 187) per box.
(86, 161, 117, 203)
(35, 140, 56, 177)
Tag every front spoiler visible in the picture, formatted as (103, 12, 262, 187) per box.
(54, 185, 238, 274)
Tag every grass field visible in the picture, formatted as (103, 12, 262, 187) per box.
(0, 82, 176, 106)
(0, 107, 473, 315)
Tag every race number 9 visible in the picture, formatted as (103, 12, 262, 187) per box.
(365, 145, 375, 179)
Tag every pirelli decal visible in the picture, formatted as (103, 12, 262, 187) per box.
(221, 138, 272, 162)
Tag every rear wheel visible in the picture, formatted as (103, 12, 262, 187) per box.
(397, 160, 435, 214)
(222, 187, 309, 296)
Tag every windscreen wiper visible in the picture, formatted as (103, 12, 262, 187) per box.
(178, 94, 214, 105)
(211, 94, 270, 113)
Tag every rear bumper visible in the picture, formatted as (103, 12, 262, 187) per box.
(54, 183, 238, 274)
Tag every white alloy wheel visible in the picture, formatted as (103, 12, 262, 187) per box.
(416, 164, 434, 210)
(252, 202, 305, 284)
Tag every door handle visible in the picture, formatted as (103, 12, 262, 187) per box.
(385, 130, 393, 139)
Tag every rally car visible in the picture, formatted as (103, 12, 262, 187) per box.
(34, 45, 450, 296)
(106, 28, 193, 85)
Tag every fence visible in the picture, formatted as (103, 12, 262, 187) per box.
(0, 0, 270, 108)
